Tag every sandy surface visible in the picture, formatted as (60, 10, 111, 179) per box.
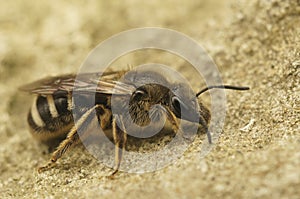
(0, 0, 299, 198)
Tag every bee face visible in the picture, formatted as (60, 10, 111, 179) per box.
(125, 81, 197, 131)
(123, 68, 202, 125)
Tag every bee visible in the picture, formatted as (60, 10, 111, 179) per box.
(20, 68, 249, 176)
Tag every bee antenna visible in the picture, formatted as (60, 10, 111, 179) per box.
(196, 85, 250, 97)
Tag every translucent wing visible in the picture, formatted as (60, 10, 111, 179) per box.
(19, 71, 136, 96)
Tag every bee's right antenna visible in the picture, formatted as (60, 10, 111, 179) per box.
(196, 85, 250, 97)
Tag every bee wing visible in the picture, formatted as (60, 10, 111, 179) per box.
(19, 71, 136, 96)
(19, 73, 75, 95)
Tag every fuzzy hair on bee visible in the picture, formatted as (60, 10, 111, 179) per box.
(20, 68, 249, 176)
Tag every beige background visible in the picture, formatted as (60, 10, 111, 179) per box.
(0, 0, 299, 198)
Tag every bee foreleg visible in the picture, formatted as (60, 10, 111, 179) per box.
(198, 115, 212, 144)
(165, 106, 211, 143)
(165, 107, 186, 137)
(38, 105, 102, 173)
(109, 115, 127, 177)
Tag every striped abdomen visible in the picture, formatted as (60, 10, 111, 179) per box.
(27, 91, 74, 143)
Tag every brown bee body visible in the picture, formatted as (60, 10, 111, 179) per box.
(20, 69, 249, 176)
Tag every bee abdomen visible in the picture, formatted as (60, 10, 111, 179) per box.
(28, 92, 74, 142)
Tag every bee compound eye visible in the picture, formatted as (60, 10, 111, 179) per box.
(171, 96, 181, 112)
(132, 89, 146, 100)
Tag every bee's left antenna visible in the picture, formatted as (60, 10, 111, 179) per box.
(196, 85, 250, 97)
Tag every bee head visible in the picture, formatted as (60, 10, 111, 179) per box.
(124, 68, 210, 129)
(129, 82, 210, 125)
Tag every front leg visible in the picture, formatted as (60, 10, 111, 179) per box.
(110, 115, 127, 176)
(165, 106, 211, 143)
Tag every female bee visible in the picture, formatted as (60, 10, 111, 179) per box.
(20, 68, 249, 176)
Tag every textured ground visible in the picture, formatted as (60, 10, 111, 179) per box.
(0, 0, 299, 198)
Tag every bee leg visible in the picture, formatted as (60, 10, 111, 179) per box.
(37, 126, 80, 172)
(38, 105, 101, 172)
(164, 107, 191, 140)
(165, 107, 211, 143)
(199, 115, 212, 144)
(109, 115, 127, 177)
